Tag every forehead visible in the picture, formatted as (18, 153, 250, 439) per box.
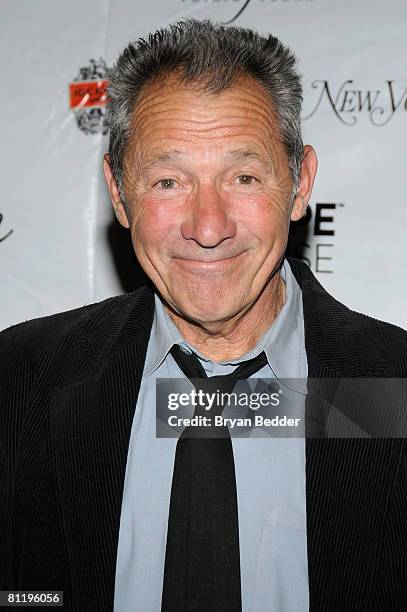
(127, 73, 284, 160)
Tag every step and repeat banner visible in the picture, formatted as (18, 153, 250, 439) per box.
(1, 0, 406, 331)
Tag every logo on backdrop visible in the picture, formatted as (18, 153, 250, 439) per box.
(287, 202, 345, 274)
(303, 80, 407, 126)
(180, 0, 314, 24)
(0, 213, 13, 244)
(69, 58, 110, 135)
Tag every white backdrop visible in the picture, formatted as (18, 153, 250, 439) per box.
(1, 0, 406, 331)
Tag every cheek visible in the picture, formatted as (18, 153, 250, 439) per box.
(129, 196, 180, 254)
(234, 191, 291, 237)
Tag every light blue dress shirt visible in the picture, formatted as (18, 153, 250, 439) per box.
(114, 258, 309, 612)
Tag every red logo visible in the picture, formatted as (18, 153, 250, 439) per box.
(69, 58, 110, 134)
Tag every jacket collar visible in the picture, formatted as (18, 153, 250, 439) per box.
(287, 257, 386, 378)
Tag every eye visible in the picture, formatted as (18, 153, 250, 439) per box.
(235, 174, 258, 185)
(156, 178, 178, 190)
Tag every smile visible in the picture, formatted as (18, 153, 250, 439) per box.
(174, 253, 244, 267)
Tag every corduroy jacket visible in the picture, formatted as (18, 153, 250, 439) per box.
(1, 258, 407, 611)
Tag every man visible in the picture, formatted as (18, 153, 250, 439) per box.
(1, 18, 407, 612)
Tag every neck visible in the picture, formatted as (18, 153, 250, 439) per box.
(164, 272, 286, 362)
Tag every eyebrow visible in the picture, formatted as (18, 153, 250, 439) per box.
(143, 148, 270, 167)
(226, 149, 268, 164)
(145, 149, 183, 165)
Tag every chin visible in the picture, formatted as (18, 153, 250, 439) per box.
(174, 295, 241, 326)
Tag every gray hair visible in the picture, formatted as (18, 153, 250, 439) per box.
(106, 19, 304, 203)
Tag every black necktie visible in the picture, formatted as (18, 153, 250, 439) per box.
(161, 345, 268, 612)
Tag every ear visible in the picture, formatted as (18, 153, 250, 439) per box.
(103, 154, 130, 229)
(290, 145, 318, 222)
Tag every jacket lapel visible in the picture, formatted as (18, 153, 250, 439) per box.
(288, 257, 402, 610)
(49, 289, 155, 611)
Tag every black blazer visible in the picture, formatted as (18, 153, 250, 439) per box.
(1, 258, 407, 611)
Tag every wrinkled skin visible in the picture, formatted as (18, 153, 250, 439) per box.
(104, 74, 317, 360)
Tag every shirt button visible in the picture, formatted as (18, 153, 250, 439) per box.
(178, 344, 192, 355)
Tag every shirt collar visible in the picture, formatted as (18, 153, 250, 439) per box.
(143, 258, 306, 385)
(142, 292, 187, 378)
(259, 257, 307, 381)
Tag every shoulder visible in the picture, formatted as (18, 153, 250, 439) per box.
(0, 285, 154, 369)
(287, 257, 407, 374)
(351, 308, 407, 372)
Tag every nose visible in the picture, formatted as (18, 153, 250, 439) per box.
(180, 183, 237, 247)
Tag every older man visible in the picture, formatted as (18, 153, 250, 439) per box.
(1, 19, 407, 612)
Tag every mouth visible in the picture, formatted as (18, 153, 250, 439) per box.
(173, 252, 244, 267)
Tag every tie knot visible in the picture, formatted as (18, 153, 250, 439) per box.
(169, 345, 267, 437)
(170, 344, 268, 391)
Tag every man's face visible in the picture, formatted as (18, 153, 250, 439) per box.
(105, 75, 316, 325)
